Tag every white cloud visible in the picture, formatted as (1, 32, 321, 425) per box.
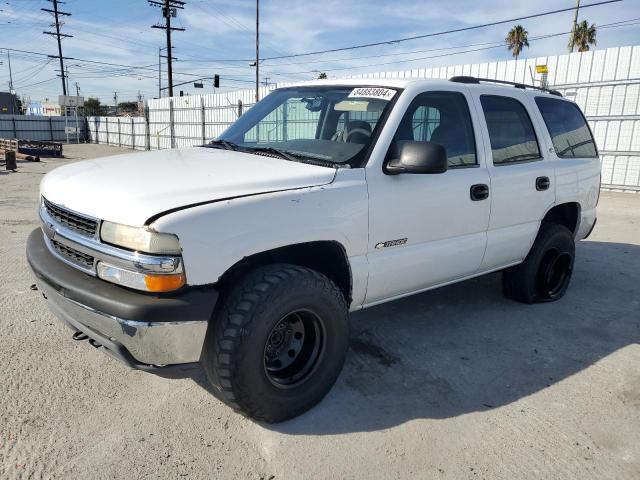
(5, 0, 640, 102)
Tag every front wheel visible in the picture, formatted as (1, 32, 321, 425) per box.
(502, 224, 575, 304)
(201, 264, 349, 423)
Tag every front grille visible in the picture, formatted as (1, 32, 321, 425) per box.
(51, 239, 95, 269)
(43, 198, 98, 237)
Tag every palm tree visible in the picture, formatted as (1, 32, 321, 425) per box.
(570, 20, 597, 52)
(506, 25, 529, 60)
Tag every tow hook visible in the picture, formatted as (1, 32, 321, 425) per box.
(72, 331, 102, 348)
(72, 331, 88, 341)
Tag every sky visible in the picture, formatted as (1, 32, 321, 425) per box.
(1, 0, 639, 104)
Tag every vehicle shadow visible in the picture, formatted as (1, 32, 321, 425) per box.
(191, 240, 640, 434)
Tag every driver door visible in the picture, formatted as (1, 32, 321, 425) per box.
(364, 88, 491, 305)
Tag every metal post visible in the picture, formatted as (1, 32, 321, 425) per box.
(64, 107, 69, 144)
(74, 106, 79, 144)
(11, 116, 17, 139)
(105, 118, 109, 146)
(166, 0, 174, 97)
(169, 99, 175, 149)
(94, 117, 98, 144)
(282, 101, 288, 141)
(237, 100, 243, 117)
(117, 117, 122, 147)
(201, 97, 206, 144)
(255, 0, 260, 103)
(158, 47, 162, 99)
(144, 105, 151, 151)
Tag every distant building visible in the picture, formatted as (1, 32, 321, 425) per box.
(26, 101, 62, 116)
(0, 92, 20, 114)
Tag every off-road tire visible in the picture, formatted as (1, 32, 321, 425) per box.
(201, 263, 349, 423)
(502, 223, 575, 304)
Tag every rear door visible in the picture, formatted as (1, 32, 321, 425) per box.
(469, 89, 556, 270)
(533, 96, 601, 239)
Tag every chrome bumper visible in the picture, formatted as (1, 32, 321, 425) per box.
(40, 282, 208, 366)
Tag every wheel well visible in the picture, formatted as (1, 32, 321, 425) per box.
(542, 203, 580, 234)
(217, 241, 352, 303)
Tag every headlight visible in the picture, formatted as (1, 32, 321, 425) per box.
(100, 221, 181, 254)
(97, 262, 185, 293)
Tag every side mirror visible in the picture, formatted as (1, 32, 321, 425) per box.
(385, 140, 448, 175)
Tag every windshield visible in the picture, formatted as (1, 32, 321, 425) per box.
(216, 86, 398, 166)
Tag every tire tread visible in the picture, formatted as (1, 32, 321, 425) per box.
(202, 263, 347, 422)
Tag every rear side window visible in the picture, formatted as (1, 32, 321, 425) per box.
(535, 97, 598, 158)
(480, 95, 541, 165)
(393, 91, 477, 167)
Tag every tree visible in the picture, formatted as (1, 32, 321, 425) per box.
(506, 25, 529, 60)
(117, 102, 139, 114)
(83, 97, 102, 116)
(570, 20, 597, 52)
(316, 72, 328, 79)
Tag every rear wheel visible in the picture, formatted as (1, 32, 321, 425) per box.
(201, 263, 349, 423)
(502, 224, 575, 304)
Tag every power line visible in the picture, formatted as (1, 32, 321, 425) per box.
(258, 0, 623, 61)
(41, 0, 72, 96)
(149, 0, 186, 97)
(252, 18, 640, 79)
(260, 17, 640, 68)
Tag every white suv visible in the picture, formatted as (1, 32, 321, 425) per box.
(27, 77, 600, 422)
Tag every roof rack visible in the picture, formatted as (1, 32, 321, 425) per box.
(449, 76, 562, 97)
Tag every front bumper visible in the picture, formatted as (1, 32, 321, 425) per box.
(26, 228, 217, 367)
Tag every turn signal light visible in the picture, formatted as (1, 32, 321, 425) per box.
(97, 262, 186, 292)
(144, 273, 186, 292)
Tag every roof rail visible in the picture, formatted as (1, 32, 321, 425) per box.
(449, 76, 562, 97)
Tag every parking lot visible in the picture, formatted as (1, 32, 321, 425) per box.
(1, 144, 639, 479)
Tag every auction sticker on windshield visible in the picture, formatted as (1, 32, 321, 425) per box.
(348, 87, 396, 100)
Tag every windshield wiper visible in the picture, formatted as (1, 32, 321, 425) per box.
(245, 146, 300, 162)
(205, 140, 238, 151)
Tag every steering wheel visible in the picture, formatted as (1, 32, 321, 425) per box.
(345, 127, 372, 143)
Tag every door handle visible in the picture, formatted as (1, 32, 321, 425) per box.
(536, 176, 551, 191)
(470, 184, 489, 201)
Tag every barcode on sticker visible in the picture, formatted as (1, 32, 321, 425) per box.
(348, 87, 396, 100)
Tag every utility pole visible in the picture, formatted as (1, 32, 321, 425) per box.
(42, 0, 72, 96)
(6, 50, 18, 114)
(569, 0, 581, 52)
(7, 51, 13, 94)
(249, 0, 259, 102)
(7, 51, 15, 114)
(158, 46, 177, 99)
(158, 46, 162, 98)
(149, 0, 185, 98)
(74, 82, 80, 96)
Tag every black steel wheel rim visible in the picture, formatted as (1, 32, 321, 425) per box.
(537, 248, 572, 299)
(263, 309, 325, 388)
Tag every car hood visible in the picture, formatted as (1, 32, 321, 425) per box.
(40, 146, 337, 227)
